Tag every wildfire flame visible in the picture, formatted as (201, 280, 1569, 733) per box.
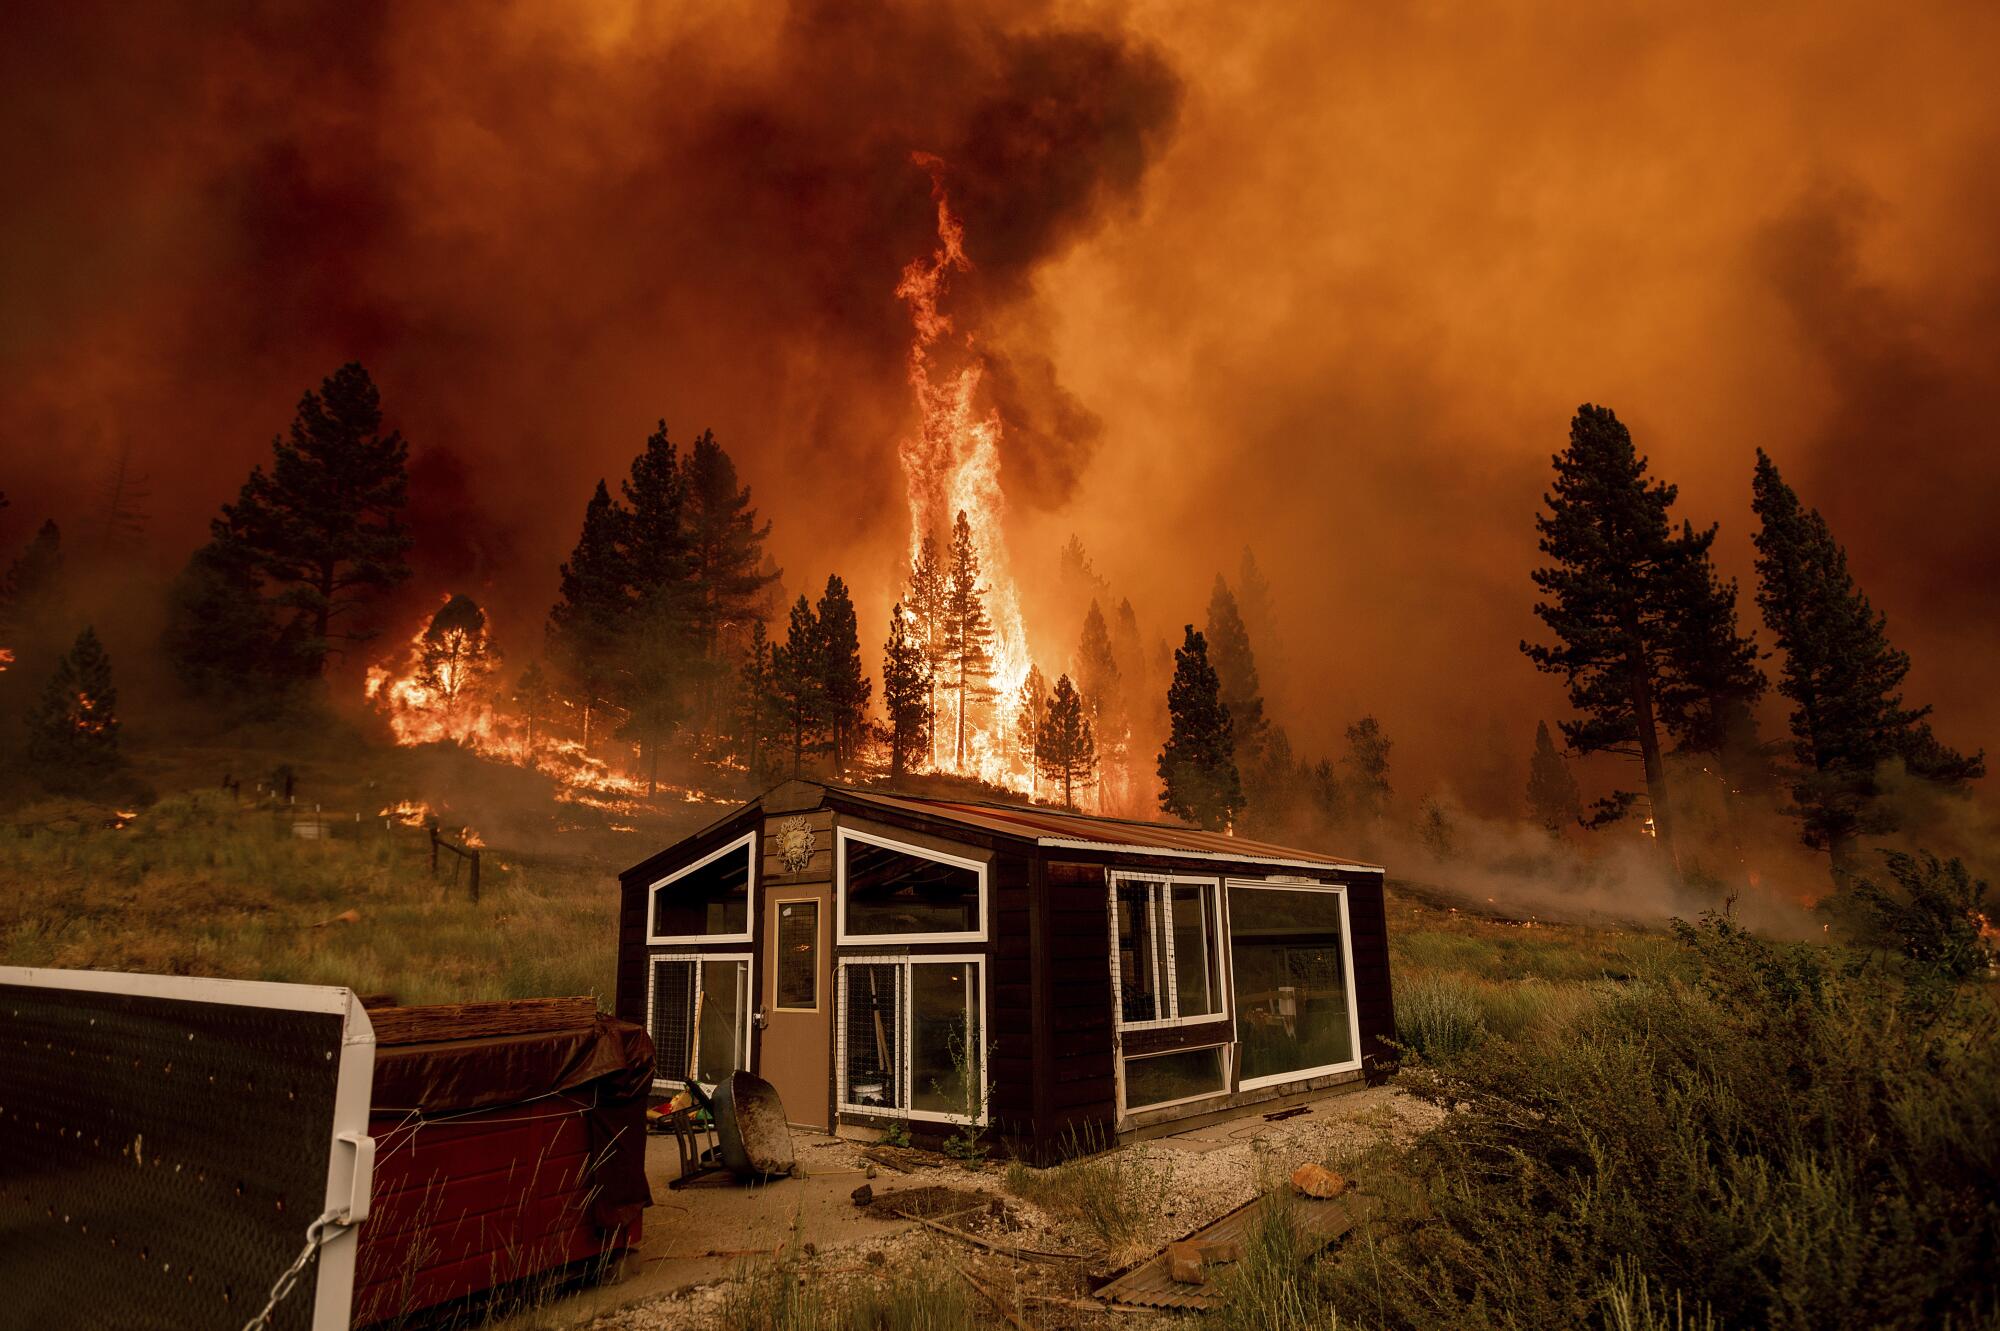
(896, 153, 1035, 792)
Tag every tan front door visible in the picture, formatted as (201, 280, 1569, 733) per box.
(760, 887, 831, 1129)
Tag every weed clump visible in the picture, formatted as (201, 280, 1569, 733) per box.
(1004, 1126, 1174, 1262)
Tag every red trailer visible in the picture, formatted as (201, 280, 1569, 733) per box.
(350, 999, 654, 1327)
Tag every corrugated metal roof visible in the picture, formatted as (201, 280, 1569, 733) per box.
(827, 786, 1381, 873)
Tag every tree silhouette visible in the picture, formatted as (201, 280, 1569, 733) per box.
(415, 594, 500, 742)
(882, 604, 932, 779)
(1158, 626, 1240, 830)
(905, 535, 948, 770)
(1343, 715, 1393, 828)
(679, 429, 779, 738)
(1038, 673, 1096, 810)
(1526, 720, 1582, 835)
(816, 575, 870, 774)
(217, 363, 411, 671)
(772, 594, 826, 776)
(942, 511, 994, 772)
(1752, 450, 1983, 873)
(27, 626, 120, 793)
(1522, 405, 1691, 863)
(547, 479, 631, 749)
(1013, 664, 1050, 796)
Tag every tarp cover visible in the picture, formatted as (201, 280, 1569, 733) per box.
(369, 1014, 654, 1227)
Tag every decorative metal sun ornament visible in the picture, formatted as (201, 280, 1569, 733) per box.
(778, 816, 815, 873)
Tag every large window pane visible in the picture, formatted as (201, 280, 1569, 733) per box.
(842, 963, 901, 1110)
(650, 959, 696, 1082)
(1114, 880, 1162, 1022)
(909, 961, 982, 1118)
(654, 842, 750, 938)
(694, 959, 748, 1085)
(1171, 884, 1221, 1018)
(1125, 1046, 1226, 1109)
(844, 839, 981, 936)
(1229, 887, 1353, 1083)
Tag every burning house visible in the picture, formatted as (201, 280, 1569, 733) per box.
(615, 781, 1395, 1158)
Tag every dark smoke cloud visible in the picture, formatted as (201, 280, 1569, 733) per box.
(0, 0, 1179, 646)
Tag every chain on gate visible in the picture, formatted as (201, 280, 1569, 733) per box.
(240, 1210, 343, 1331)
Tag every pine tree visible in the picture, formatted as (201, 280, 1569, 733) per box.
(882, 604, 932, 779)
(1158, 626, 1241, 830)
(1038, 673, 1096, 810)
(1656, 519, 1767, 782)
(772, 594, 826, 776)
(942, 511, 995, 772)
(161, 536, 299, 697)
(2, 519, 63, 641)
(415, 594, 500, 743)
(91, 439, 151, 559)
(1236, 548, 1279, 702)
(617, 422, 697, 793)
(547, 480, 631, 749)
(1075, 599, 1124, 807)
(734, 619, 786, 784)
(27, 626, 120, 793)
(679, 430, 779, 738)
(1306, 757, 1346, 832)
(906, 536, 948, 769)
(1751, 450, 1983, 871)
(1526, 720, 1582, 835)
(1343, 715, 1393, 827)
(1205, 577, 1266, 744)
(216, 363, 411, 671)
(816, 575, 870, 774)
(1013, 664, 1050, 795)
(1522, 405, 1691, 862)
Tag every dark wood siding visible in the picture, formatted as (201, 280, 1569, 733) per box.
(1342, 871, 1396, 1080)
(986, 850, 1034, 1139)
(614, 808, 763, 1032)
(1034, 859, 1115, 1157)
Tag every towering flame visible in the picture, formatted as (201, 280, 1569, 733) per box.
(896, 154, 1035, 790)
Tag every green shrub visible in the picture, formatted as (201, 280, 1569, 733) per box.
(1393, 972, 1484, 1059)
(1311, 916, 2000, 1330)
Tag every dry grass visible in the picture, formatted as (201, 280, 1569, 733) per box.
(1003, 1130, 1176, 1266)
(0, 789, 639, 1003)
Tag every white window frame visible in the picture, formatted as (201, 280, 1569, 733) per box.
(834, 953, 989, 1126)
(645, 949, 755, 1093)
(835, 826, 988, 946)
(1118, 1042, 1232, 1117)
(1108, 871, 1228, 1032)
(646, 831, 757, 945)
(1226, 879, 1364, 1092)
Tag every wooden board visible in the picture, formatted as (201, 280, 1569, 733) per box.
(367, 996, 598, 1046)
(1095, 1192, 1374, 1311)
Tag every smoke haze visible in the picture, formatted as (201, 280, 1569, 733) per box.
(3, 0, 1996, 817)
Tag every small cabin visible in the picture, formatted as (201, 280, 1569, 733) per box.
(614, 781, 1395, 1160)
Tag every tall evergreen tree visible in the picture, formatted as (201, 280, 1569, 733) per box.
(1013, 664, 1050, 795)
(1343, 715, 1393, 827)
(1656, 519, 1768, 777)
(27, 626, 120, 793)
(1039, 673, 1097, 810)
(414, 594, 500, 742)
(2, 519, 63, 640)
(1236, 547, 1279, 699)
(906, 535, 948, 770)
(512, 660, 553, 764)
(1751, 450, 1983, 871)
(617, 422, 696, 792)
(734, 618, 786, 784)
(1158, 626, 1241, 830)
(547, 479, 631, 749)
(1205, 576, 1267, 744)
(772, 594, 826, 776)
(816, 575, 870, 773)
(1075, 600, 1124, 807)
(1526, 719, 1582, 836)
(942, 511, 995, 772)
(216, 363, 411, 671)
(679, 429, 779, 737)
(1522, 405, 1692, 863)
(162, 535, 298, 697)
(882, 604, 932, 780)
(90, 439, 151, 559)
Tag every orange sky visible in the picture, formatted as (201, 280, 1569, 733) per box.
(3, 0, 1995, 808)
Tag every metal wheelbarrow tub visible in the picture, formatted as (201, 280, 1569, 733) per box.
(689, 1071, 796, 1180)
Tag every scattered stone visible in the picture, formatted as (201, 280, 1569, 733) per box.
(1167, 1238, 1242, 1284)
(850, 1184, 873, 1206)
(865, 1163, 878, 1179)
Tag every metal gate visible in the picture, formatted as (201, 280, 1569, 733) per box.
(0, 968, 377, 1330)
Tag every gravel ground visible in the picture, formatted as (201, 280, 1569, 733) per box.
(587, 1084, 1440, 1329)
